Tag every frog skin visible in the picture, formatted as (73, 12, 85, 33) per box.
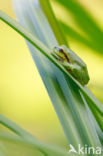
(52, 45, 90, 85)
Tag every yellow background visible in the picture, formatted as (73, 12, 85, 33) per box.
(0, 0, 103, 147)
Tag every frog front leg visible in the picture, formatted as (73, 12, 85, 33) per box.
(61, 62, 74, 71)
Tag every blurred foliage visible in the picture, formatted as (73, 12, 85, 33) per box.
(0, 139, 42, 156)
(52, 0, 103, 54)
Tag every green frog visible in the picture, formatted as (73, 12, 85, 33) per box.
(52, 45, 90, 85)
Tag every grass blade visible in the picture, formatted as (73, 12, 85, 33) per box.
(13, 0, 103, 150)
(13, 0, 80, 146)
(39, 0, 68, 47)
(0, 116, 69, 156)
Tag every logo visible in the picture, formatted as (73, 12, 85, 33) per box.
(68, 144, 102, 155)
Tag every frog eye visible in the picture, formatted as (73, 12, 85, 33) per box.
(59, 48, 64, 53)
(54, 47, 64, 53)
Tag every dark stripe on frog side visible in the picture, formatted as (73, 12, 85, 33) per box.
(55, 47, 70, 63)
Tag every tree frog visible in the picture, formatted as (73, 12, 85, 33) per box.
(52, 45, 90, 85)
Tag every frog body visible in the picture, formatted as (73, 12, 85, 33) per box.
(52, 45, 90, 85)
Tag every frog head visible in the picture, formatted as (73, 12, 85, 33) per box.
(52, 46, 70, 63)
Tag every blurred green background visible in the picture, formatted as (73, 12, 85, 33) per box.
(0, 0, 103, 148)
